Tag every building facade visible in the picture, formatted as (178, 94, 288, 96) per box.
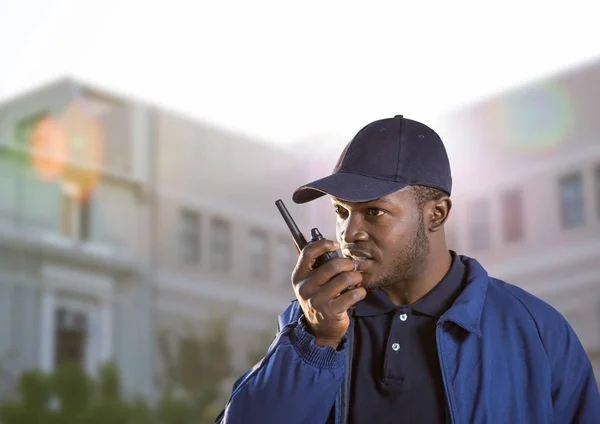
(2, 58, 598, 403)
(0, 78, 310, 400)
(150, 105, 311, 382)
(438, 61, 600, 380)
(0, 79, 155, 397)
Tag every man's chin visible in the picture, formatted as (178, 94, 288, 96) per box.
(360, 272, 399, 291)
(358, 273, 380, 290)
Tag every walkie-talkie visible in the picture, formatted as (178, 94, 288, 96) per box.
(308, 228, 340, 268)
(275, 199, 340, 268)
(275, 199, 356, 294)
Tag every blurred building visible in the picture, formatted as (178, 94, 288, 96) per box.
(0, 80, 153, 397)
(438, 60, 600, 381)
(149, 101, 310, 383)
(0, 78, 311, 399)
(2, 56, 598, 402)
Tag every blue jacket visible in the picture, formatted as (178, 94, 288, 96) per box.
(216, 255, 600, 423)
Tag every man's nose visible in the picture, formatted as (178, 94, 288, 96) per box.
(338, 214, 368, 243)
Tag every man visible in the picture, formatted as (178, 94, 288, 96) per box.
(216, 115, 600, 423)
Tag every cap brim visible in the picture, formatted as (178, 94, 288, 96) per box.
(292, 172, 408, 204)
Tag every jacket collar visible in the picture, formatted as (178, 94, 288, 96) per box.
(439, 255, 489, 337)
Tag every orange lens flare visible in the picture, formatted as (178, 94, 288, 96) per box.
(30, 99, 105, 203)
(31, 117, 68, 182)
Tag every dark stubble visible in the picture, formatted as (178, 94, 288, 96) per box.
(370, 212, 430, 289)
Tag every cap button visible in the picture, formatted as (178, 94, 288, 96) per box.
(394, 115, 403, 119)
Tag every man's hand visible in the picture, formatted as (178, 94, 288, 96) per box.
(292, 239, 366, 349)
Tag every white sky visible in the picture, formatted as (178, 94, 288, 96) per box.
(1, 0, 600, 148)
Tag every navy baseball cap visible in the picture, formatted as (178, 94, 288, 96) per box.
(292, 115, 452, 204)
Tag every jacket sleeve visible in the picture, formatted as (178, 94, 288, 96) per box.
(215, 314, 347, 424)
(543, 310, 600, 422)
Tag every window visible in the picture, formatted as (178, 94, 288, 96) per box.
(501, 189, 524, 242)
(179, 209, 200, 264)
(276, 237, 297, 286)
(14, 111, 48, 146)
(211, 218, 230, 272)
(54, 307, 88, 368)
(559, 172, 585, 228)
(248, 229, 269, 281)
(60, 182, 91, 240)
(467, 198, 491, 251)
(595, 165, 600, 219)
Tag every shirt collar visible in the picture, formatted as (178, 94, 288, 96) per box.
(353, 250, 466, 318)
(410, 251, 465, 318)
(353, 286, 396, 317)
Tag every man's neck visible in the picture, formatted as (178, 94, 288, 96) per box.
(382, 248, 453, 306)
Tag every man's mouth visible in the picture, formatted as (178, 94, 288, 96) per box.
(342, 249, 373, 272)
(342, 249, 372, 260)
(352, 257, 372, 272)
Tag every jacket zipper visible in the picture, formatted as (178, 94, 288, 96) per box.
(337, 313, 355, 424)
(436, 321, 456, 424)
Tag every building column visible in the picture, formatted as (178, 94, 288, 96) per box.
(38, 290, 55, 372)
(84, 301, 114, 376)
(99, 302, 113, 363)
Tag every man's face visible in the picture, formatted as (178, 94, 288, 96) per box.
(333, 187, 430, 289)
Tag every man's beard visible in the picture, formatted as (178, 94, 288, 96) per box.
(369, 213, 430, 289)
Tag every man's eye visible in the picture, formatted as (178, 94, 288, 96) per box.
(368, 208, 385, 217)
(334, 205, 347, 215)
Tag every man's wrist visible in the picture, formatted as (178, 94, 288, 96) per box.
(289, 317, 346, 369)
(314, 337, 342, 350)
(301, 316, 343, 350)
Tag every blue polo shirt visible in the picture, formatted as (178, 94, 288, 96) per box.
(349, 251, 466, 424)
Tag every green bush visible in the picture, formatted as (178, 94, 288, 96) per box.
(0, 369, 52, 424)
(0, 362, 155, 424)
(156, 317, 233, 423)
(0, 316, 243, 423)
(0, 319, 237, 424)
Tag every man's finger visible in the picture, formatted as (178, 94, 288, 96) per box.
(299, 239, 340, 267)
(318, 271, 363, 301)
(293, 256, 355, 289)
(330, 286, 367, 315)
(297, 269, 362, 304)
(293, 239, 343, 281)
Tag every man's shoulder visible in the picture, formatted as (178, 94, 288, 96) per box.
(487, 277, 560, 317)
(459, 254, 572, 338)
(484, 274, 594, 384)
(460, 255, 564, 319)
(484, 274, 573, 341)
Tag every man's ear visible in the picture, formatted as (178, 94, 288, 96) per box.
(426, 197, 452, 232)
